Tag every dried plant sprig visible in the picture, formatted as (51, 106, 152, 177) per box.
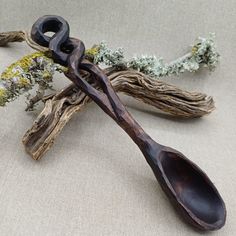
(91, 33, 219, 77)
(89, 43, 126, 67)
(191, 33, 219, 70)
(0, 52, 67, 106)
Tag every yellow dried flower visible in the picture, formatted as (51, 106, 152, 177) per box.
(0, 88, 8, 106)
(191, 46, 198, 55)
(85, 46, 99, 57)
(42, 71, 52, 80)
(18, 77, 30, 87)
(0, 88, 6, 97)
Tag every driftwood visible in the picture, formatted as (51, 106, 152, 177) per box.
(22, 70, 214, 160)
(0, 31, 215, 160)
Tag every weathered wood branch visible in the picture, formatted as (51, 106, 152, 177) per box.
(0, 30, 49, 52)
(22, 70, 214, 160)
(0, 31, 25, 46)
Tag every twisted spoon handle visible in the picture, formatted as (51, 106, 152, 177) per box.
(31, 15, 160, 154)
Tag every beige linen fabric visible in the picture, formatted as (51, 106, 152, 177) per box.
(0, 1, 235, 235)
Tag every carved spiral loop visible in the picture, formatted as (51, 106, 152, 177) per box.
(31, 15, 84, 66)
(31, 15, 127, 122)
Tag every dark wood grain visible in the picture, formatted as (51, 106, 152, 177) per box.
(31, 15, 226, 231)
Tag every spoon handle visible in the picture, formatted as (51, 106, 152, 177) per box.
(31, 14, 163, 174)
(68, 58, 162, 159)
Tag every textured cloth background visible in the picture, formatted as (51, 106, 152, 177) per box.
(0, 1, 236, 235)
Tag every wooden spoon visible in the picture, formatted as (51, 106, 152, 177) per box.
(31, 15, 226, 231)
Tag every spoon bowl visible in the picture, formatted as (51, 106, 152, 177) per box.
(145, 145, 226, 230)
